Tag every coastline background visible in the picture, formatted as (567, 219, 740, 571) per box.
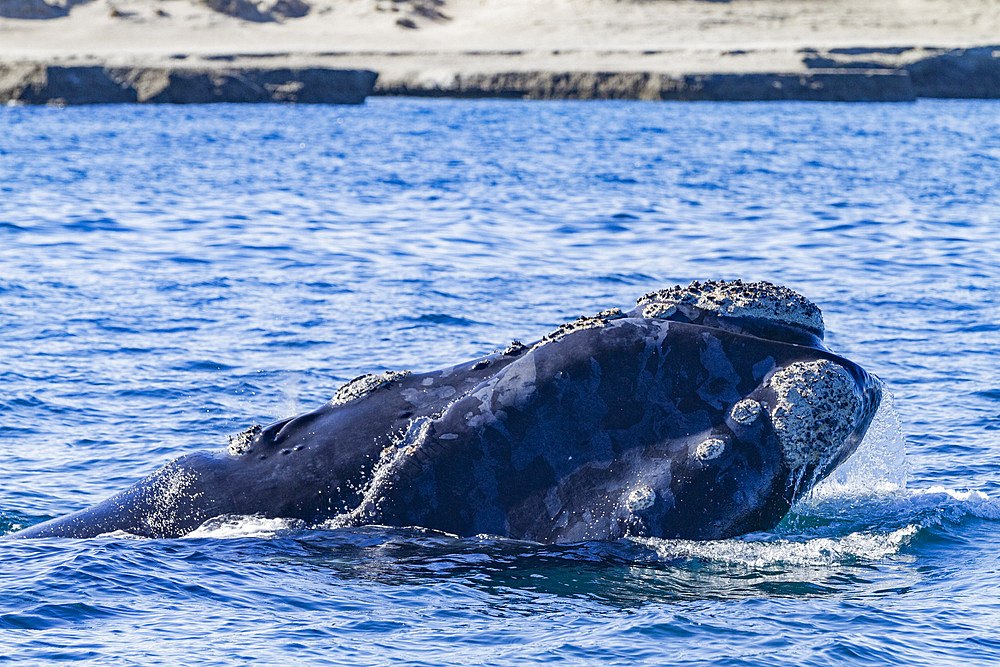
(2, 0, 1000, 102)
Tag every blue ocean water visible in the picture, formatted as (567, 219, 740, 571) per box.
(1, 98, 999, 665)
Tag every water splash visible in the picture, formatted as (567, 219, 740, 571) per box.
(789, 384, 1000, 538)
(185, 515, 305, 539)
(635, 524, 919, 568)
(808, 384, 909, 500)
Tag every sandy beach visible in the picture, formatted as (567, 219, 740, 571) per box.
(2, 0, 999, 101)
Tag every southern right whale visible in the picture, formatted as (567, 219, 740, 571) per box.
(11, 280, 881, 542)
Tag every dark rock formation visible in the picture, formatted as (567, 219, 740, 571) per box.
(0, 64, 377, 104)
(906, 47, 1000, 98)
(0, 0, 79, 19)
(801, 45, 1000, 99)
(375, 69, 916, 102)
(0, 64, 137, 103)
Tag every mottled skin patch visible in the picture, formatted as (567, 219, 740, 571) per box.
(227, 424, 261, 456)
(530, 314, 607, 351)
(331, 370, 412, 406)
(637, 279, 826, 348)
(626, 486, 656, 512)
(730, 399, 762, 426)
(768, 360, 862, 471)
(638, 279, 824, 338)
(12, 280, 882, 542)
(695, 437, 727, 461)
(596, 307, 625, 321)
(642, 302, 677, 319)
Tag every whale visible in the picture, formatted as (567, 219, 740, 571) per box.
(10, 280, 881, 542)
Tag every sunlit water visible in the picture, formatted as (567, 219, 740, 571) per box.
(1, 99, 998, 665)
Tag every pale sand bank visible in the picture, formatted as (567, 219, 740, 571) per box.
(2, 0, 999, 102)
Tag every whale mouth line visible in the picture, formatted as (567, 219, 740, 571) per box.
(622, 310, 827, 349)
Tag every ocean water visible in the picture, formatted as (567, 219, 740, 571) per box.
(1, 98, 998, 665)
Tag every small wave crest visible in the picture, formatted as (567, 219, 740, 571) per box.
(911, 486, 1000, 521)
(634, 524, 919, 568)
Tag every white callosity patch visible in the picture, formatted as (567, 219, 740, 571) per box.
(502, 340, 526, 356)
(695, 437, 727, 461)
(595, 307, 625, 320)
(769, 359, 861, 471)
(528, 306, 626, 353)
(330, 370, 411, 406)
(641, 302, 677, 319)
(637, 279, 825, 336)
(730, 398, 762, 425)
(227, 424, 261, 456)
(626, 486, 656, 512)
(531, 314, 606, 351)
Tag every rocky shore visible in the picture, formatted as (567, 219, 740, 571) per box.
(4, 47, 998, 105)
(0, 63, 377, 104)
(373, 54, 1000, 102)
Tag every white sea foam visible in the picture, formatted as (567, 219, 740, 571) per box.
(95, 530, 146, 540)
(914, 486, 1000, 520)
(635, 524, 919, 568)
(185, 515, 304, 539)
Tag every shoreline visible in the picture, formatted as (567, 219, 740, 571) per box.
(2, 0, 999, 104)
(3, 46, 999, 104)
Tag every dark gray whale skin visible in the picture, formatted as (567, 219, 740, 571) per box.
(11, 282, 882, 542)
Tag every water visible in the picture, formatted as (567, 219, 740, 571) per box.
(1, 99, 998, 664)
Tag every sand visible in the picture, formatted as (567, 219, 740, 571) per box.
(1, 0, 999, 101)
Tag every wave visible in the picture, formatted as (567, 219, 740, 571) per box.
(633, 525, 920, 568)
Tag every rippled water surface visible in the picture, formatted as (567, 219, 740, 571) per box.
(1, 99, 998, 664)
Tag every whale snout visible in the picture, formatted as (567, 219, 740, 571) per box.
(632, 279, 827, 346)
(766, 357, 882, 492)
